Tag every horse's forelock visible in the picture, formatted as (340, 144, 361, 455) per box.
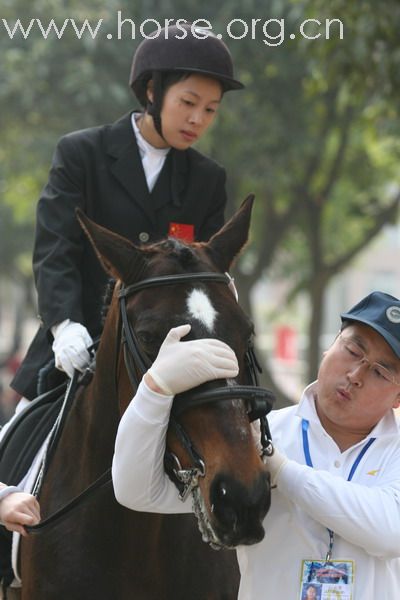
(100, 239, 211, 323)
(147, 238, 205, 271)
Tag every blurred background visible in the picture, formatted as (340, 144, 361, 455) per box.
(1, 0, 400, 418)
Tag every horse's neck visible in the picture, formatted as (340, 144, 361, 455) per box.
(58, 300, 123, 467)
(89, 299, 123, 419)
(38, 301, 123, 507)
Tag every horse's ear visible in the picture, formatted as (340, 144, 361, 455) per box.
(206, 194, 255, 272)
(76, 209, 147, 283)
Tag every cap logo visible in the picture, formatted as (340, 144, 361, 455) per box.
(386, 306, 400, 324)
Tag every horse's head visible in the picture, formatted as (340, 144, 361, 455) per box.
(77, 195, 274, 548)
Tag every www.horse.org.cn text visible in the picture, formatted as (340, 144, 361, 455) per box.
(2, 15, 344, 46)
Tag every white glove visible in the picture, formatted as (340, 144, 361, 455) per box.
(251, 421, 263, 454)
(267, 448, 288, 486)
(52, 320, 93, 378)
(147, 324, 239, 396)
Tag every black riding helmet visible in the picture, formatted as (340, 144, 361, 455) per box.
(129, 22, 244, 138)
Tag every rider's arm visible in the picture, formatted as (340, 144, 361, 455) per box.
(33, 133, 87, 333)
(32, 134, 94, 375)
(0, 484, 40, 536)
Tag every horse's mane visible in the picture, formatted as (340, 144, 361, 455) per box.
(101, 278, 117, 324)
(100, 238, 203, 323)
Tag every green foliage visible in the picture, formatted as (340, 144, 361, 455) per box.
(1, 0, 400, 385)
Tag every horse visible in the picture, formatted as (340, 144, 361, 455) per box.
(19, 195, 273, 599)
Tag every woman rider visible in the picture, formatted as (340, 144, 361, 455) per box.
(7, 22, 243, 412)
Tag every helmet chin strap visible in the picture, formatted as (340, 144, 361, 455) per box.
(146, 71, 166, 141)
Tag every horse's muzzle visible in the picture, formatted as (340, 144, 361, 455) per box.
(209, 470, 271, 547)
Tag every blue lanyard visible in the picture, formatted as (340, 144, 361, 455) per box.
(301, 418, 375, 560)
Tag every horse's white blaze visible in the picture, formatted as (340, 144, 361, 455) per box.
(187, 289, 217, 332)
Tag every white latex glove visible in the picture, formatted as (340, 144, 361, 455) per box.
(52, 320, 93, 378)
(251, 421, 263, 454)
(147, 324, 239, 396)
(266, 448, 288, 486)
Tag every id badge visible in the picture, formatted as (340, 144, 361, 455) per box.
(299, 559, 354, 599)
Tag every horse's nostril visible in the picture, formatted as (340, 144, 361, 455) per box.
(212, 480, 238, 529)
(218, 505, 239, 532)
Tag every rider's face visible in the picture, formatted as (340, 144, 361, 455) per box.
(148, 73, 223, 149)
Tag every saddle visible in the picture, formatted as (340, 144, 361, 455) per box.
(0, 383, 67, 588)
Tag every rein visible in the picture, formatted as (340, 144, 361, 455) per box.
(25, 359, 110, 535)
(26, 470, 112, 534)
(118, 271, 275, 500)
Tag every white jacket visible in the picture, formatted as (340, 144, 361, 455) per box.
(112, 380, 400, 600)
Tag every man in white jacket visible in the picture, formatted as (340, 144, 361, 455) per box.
(112, 291, 400, 599)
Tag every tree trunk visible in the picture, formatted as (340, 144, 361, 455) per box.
(307, 279, 325, 382)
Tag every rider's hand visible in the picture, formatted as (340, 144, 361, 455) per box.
(52, 320, 93, 378)
(146, 324, 239, 396)
(0, 489, 40, 536)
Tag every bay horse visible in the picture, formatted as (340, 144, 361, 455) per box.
(19, 195, 273, 599)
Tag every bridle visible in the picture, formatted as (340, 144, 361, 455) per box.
(26, 271, 275, 535)
(118, 271, 275, 501)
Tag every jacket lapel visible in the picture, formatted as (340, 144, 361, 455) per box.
(170, 149, 189, 208)
(144, 145, 190, 211)
(106, 112, 155, 224)
(106, 112, 190, 221)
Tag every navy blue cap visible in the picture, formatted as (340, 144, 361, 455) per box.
(341, 291, 400, 358)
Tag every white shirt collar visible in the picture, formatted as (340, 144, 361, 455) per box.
(131, 113, 170, 159)
(131, 113, 170, 192)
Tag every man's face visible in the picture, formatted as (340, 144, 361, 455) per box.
(316, 323, 400, 436)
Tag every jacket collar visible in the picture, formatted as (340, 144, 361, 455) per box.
(106, 112, 189, 219)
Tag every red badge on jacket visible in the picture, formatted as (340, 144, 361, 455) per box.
(168, 222, 194, 242)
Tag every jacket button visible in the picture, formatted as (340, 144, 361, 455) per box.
(139, 231, 150, 242)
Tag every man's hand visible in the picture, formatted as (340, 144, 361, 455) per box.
(146, 324, 239, 396)
(266, 448, 288, 486)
